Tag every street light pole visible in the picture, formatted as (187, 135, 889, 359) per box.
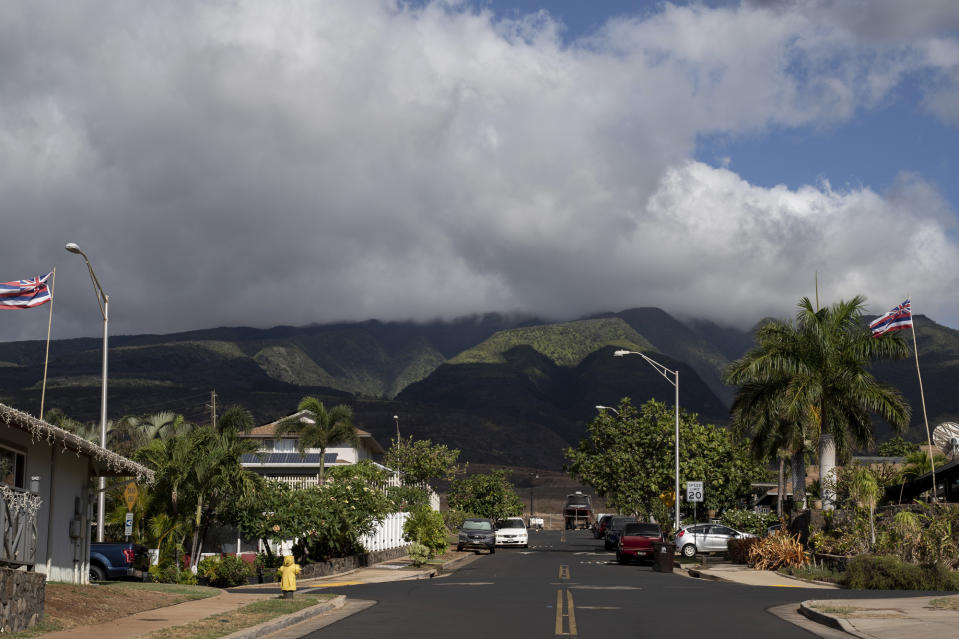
(614, 349, 681, 530)
(66, 243, 109, 543)
(595, 405, 619, 415)
(393, 415, 400, 442)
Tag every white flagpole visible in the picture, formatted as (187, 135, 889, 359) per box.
(908, 300, 937, 502)
(39, 268, 55, 421)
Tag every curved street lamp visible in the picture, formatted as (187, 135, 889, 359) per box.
(595, 405, 619, 415)
(65, 242, 109, 543)
(614, 349, 681, 530)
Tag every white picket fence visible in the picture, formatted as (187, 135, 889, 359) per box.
(360, 511, 410, 552)
(266, 471, 440, 553)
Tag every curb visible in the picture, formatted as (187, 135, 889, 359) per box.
(798, 600, 866, 638)
(220, 594, 347, 639)
(776, 572, 843, 589)
(686, 568, 724, 582)
(436, 554, 478, 574)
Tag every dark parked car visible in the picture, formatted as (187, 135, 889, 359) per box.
(89, 542, 149, 582)
(593, 514, 613, 539)
(616, 523, 664, 564)
(457, 518, 496, 554)
(604, 516, 638, 551)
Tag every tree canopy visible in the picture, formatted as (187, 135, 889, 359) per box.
(565, 398, 765, 525)
(448, 469, 524, 521)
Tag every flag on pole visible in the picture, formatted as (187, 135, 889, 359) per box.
(869, 299, 912, 337)
(0, 272, 53, 309)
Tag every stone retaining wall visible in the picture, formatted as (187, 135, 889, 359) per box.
(0, 567, 45, 634)
(297, 545, 410, 580)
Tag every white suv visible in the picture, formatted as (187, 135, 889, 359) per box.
(495, 517, 529, 548)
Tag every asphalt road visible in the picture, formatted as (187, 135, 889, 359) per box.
(280, 529, 872, 638)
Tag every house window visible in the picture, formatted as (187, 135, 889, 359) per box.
(0, 444, 26, 489)
(275, 439, 295, 453)
(262, 439, 274, 452)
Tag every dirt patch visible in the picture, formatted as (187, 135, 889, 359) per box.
(41, 583, 219, 631)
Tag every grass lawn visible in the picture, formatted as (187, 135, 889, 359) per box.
(140, 594, 334, 639)
(8, 581, 220, 638)
(929, 595, 959, 611)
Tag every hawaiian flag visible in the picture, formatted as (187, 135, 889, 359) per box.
(0, 272, 52, 309)
(869, 299, 912, 337)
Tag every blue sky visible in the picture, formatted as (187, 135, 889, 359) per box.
(3, 0, 959, 341)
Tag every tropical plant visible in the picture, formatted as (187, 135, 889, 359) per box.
(216, 405, 255, 433)
(274, 397, 357, 484)
(135, 426, 263, 571)
(849, 467, 881, 548)
(448, 470, 524, 522)
(895, 449, 948, 503)
(725, 296, 911, 509)
(745, 528, 808, 570)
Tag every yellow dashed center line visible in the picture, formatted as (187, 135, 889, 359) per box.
(555, 565, 577, 636)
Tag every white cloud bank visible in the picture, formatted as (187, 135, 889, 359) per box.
(2, 0, 959, 341)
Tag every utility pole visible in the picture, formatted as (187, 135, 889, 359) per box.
(207, 390, 217, 430)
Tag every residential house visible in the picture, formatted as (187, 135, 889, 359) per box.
(0, 402, 153, 584)
(235, 411, 437, 555)
(238, 410, 386, 487)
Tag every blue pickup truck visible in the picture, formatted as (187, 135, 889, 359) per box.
(89, 543, 149, 582)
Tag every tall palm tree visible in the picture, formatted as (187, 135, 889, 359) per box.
(274, 397, 357, 484)
(216, 405, 254, 433)
(726, 296, 911, 510)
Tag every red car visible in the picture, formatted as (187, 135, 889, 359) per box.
(616, 523, 664, 564)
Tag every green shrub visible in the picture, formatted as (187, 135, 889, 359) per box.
(208, 555, 253, 588)
(196, 556, 219, 580)
(845, 555, 959, 590)
(407, 542, 430, 567)
(403, 505, 449, 556)
(779, 564, 844, 584)
(719, 509, 779, 536)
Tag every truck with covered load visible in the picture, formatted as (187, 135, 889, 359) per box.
(563, 491, 592, 530)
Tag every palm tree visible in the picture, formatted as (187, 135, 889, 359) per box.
(274, 397, 357, 485)
(216, 405, 254, 433)
(726, 296, 911, 510)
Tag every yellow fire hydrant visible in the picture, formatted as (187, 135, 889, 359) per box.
(277, 555, 301, 598)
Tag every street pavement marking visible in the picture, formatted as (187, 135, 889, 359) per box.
(554, 589, 578, 636)
(770, 584, 804, 588)
(558, 564, 570, 580)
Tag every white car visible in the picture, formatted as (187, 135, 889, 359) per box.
(674, 523, 754, 557)
(495, 517, 529, 548)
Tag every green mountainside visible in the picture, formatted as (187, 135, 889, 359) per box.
(2, 308, 956, 469)
(450, 318, 653, 367)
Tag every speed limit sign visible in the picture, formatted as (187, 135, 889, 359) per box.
(686, 481, 703, 503)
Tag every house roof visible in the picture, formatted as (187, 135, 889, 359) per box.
(0, 402, 154, 483)
(241, 452, 338, 466)
(240, 410, 386, 454)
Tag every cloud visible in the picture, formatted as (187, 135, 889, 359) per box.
(2, 0, 959, 342)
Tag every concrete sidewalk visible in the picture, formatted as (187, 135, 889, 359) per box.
(37, 553, 477, 637)
(39, 591, 275, 639)
(684, 561, 959, 638)
(685, 561, 838, 589)
(800, 595, 959, 639)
